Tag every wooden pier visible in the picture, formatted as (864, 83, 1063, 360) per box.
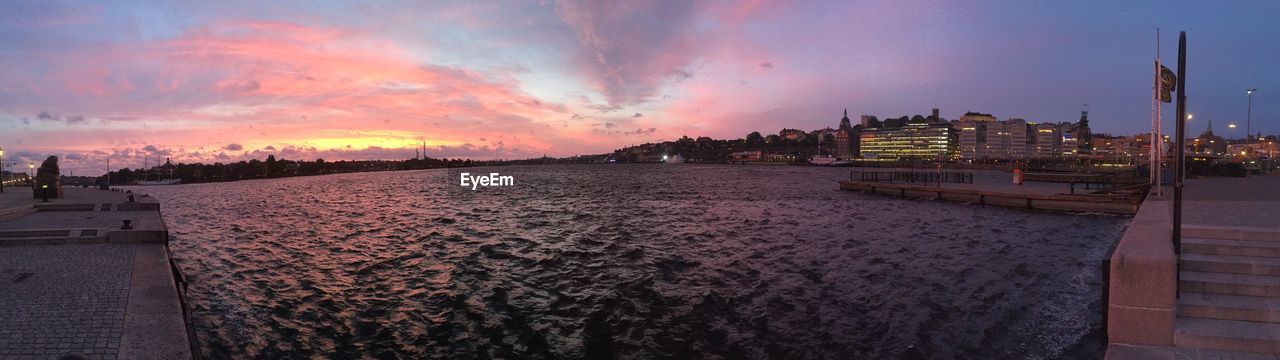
(838, 180, 1147, 215)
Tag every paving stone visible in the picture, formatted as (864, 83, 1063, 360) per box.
(0, 244, 134, 358)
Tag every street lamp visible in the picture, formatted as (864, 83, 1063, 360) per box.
(0, 146, 5, 193)
(1247, 88, 1257, 146)
(1228, 123, 1238, 141)
(28, 162, 34, 189)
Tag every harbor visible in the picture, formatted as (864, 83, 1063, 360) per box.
(0, 186, 194, 359)
(123, 165, 1131, 358)
(0, 1, 1277, 357)
(839, 167, 1280, 356)
(838, 169, 1149, 215)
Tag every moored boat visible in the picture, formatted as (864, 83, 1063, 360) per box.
(136, 178, 182, 186)
(809, 155, 837, 165)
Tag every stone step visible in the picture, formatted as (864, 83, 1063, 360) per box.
(0, 229, 71, 238)
(33, 203, 96, 212)
(1181, 271, 1280, 298)
(1185, 225, 1280, 242)
(1178, 292, 1280, 323)
(1183, 237, 1280, 258)
(1183, 253, 1280, 276)
(1175, 317, 1280, 353)
(0, 236, 110, 246)
(0, 206, 31, 215)
(0, 207, 36, 222)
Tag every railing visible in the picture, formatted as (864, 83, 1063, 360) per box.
(854, 170, 974, 185)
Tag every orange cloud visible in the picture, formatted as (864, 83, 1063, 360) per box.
(3, 19, 637, 164)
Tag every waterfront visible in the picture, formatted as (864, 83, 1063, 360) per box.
(0, 188, 192, 359)
(131, 165, 1129, 359)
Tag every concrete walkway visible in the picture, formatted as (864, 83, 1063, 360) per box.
(1107, 173, 1280, 359)
(1, 186, 139, 224)
(1183, 173, 1280, 229)
(1, 186, 132, 211)
(0, 188, 192, 359)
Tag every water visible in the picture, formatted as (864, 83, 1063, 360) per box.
(131, 165, 1129, 359)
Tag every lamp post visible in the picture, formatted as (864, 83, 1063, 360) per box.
(1247, 88, 1256, 146)
(1184, 114, 1193, 155)
(28, 162, 34, 189)
(0, 147, 5, 193)
(1229, 123, 1238, 140)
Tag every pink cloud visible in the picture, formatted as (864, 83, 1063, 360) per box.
(1, 19, 633, 164)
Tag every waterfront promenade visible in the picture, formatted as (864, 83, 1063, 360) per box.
(0, 187, 192, 359)
(837, 170, 1146, 215)
(1183, 174, 1280, 229)
(1107, 172, 1280, 359)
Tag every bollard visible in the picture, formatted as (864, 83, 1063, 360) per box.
(121, 219, 132, 230)
(128, 194, 135, 202)
(41, 184, 49, 202)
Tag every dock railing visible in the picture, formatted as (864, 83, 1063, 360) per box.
(854, 170, 974, 186)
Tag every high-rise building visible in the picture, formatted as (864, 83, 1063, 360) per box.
(958, 112, 997, 160)
(1034, 123, 1064, 158)
(960, 114, 1066, 160)
(859, 122, 957, 161)
(1061, 126, 1079, 157)
(983, 118, 1030, 159)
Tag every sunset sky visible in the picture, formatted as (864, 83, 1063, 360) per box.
(2, 1, 1278, 175)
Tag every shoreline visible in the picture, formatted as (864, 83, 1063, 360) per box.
(0, 187, 195, 359)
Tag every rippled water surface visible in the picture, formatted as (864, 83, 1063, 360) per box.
(133, 165, 1129, 359)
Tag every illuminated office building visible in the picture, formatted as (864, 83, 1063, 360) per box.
(859, 122, 957, 161)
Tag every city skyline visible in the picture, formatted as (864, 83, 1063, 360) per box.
(2, 1, 1279, 176)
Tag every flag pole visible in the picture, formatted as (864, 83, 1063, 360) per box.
(1155, 28, 1163, 196)
(1173, 32, 1187, 296)
(1151, 29, 1159, 189)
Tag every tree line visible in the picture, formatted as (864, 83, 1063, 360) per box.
(97, 156, 481, 185)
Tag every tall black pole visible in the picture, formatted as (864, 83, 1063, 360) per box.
(1247, 89, 1255, 146)
(1173, 32, 1187, 268)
